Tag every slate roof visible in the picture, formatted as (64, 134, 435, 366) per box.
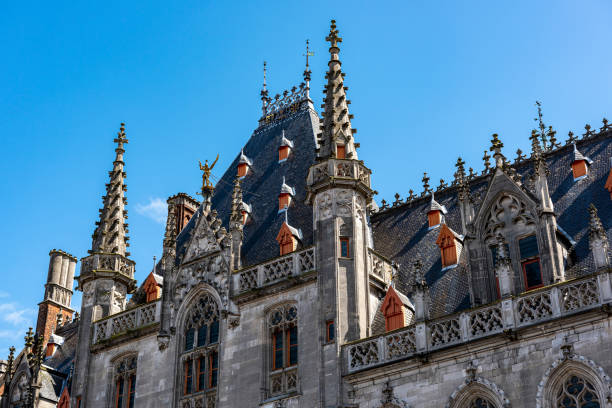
(175, 104, 319, 268)
(371, 131, 612, 318)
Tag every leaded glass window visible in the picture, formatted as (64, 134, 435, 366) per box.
(469, 397, 495, 408)
(179, 293, 220, 406)
(555, 375, 600, 408)
(268, 303, 298, 398)
(113, 355, 137, 408)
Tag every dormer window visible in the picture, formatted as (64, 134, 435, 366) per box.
(427, 192, 447, 228)
(276, 222, 301, 256)
(143, 271, 163, 302)
(278, 130, 294, 162)
(605, 158, 612, 199)
(237, 148, 252, 178)
(278, 177, 295, 212)
(240, 202, 252, 225)
(436, 224, 461, 268)
(381, 286, 413, 332)
(46, 334, 63, 357)
(571, 143, 593, 181)
(336, 145, 346, 159)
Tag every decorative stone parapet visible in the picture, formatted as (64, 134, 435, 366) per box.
(235, 247, 316, 294)
(345, 271, 610, 373)
(92, 300, 160, 344)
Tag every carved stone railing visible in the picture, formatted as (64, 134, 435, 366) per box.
(368, 249, 393, 284)
(235, 247, 316, 293)
(92, 300, 161, 344)
(308, 159, 371, 188)
(345, 272, 612, 373)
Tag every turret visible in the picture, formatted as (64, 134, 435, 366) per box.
(36, 249, 76, 344)
(72, 123, 136, 405)
(306, 20, 374, 408)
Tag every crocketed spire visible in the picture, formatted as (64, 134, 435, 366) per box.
(317, 20, 358, 160)
(230, 178, 244, 226)
(90, 123, 131, 257)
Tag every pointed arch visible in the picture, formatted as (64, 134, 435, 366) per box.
(536, 354, 611, 408)
(446, 377, 511, 408)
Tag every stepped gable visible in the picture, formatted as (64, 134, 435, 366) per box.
(371, 129, 611, 318)
(211, 108, 319, 267)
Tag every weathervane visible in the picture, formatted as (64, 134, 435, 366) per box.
(199, 154, 219, 193)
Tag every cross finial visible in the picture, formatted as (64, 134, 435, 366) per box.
(534, 101, 548, 149)
(326, 19, 342, 48)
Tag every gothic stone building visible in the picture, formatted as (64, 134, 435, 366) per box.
(1, 20, 612, 408)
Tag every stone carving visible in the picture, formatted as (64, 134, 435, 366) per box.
(430, 317, 462, 349)
(516, 292, 553, 325)
(349, 339, 379, 369)
(337, 190, 352, 217)
(111, 309, 137, 336)
(386, 328, 416, 360)
(469, 305, 503, 338)
(298, 248, 315, 272)
(560, 278, 600, 312)
(239, 268, 258, 292)
(263, 257, 293, 283)
(484, 194, 535, 241)
(313, 163, 329, 184)
(317, 192, 332, 220)
(379, 381, 410, 408)
(336, 161, 354, 177)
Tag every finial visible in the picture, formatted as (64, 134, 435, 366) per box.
(583, 123, 595, 138)
(489, 134, 504, 168)
(482, 150, 491, 174)
(303, 39, 314, 88)
(589, 203, 606, 241)
(261, 61, 269, 114)
(534, 101, 548, 149)
(152, 255, 156, 273)
(437, 178, 447, 191)
(547, 126, 558, 149)
(455, 157, 466, 179)
(25, 327, 34, 349)
(421, 172, 430, 196)
(412, 260, 426, 289)
(601, 117, 611, 132)
(326, 19, 342, 51)
(566, 130, 577, 145)
(515, 149, 526, 164)
(408, 189, 415, 201)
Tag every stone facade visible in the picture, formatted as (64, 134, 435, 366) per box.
(1, 20, 611, 408)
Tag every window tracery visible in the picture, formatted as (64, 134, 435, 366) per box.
(179, 292, 220, 407)
(555, 375, 600, 407)
(112, 355, 137, 408)
(267, 303, 298, 398)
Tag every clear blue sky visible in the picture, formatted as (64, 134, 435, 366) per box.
(0, 1, 610, 356)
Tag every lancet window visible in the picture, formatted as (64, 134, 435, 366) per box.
(267, 303, 298, 398)
(112, 355, 137, 408)
(179, 293, 220, 406)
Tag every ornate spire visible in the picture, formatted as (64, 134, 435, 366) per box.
(90, 123, 130, 257)
(317, 20, 358, 160)
(530, 129, 548, 175)
(589, 204, 607, 243)
(534, 101, 548, 150)
(261, 61, 269, 115)
(303, 39, 313, 89)
(482, 150, 491, 174)
(421, 172, 430, 196)
(455, 157, 470, 201)
(230, 178, 243, 225)
(589, 204, 610, 269)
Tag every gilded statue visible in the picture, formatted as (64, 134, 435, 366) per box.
(199, 154, 219, 191)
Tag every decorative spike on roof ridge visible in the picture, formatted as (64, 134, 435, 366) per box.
(90, 123, 131, 257)
(230, 178, 243, 224)
(588, 204, 607, 243)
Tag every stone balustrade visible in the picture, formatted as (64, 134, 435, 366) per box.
(235, 247, 316, 293)
(345, 271, 612, 373)
(308, 159, 371, 188)
(368, 249, 393, 284)
(92, 300, 161, 344)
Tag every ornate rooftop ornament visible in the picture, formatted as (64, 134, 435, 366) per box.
(230, 177, 243, 225)
(421, 172, 430, 196)
(407, 189, 415, 202)
(303, 39, 313, 85)
(583, 123, 595, 138)
(199, 154, 219, 194)
(482, 150, 491, 174)
(260, 61, 269, 114)
(468, 167, 475, 179)
(393, 193, 402, 207)
(547, 126, 559, 149)
(514, 148, 526, 164)
(566, 130, 577, 145)
(455, 157, 470, 201)
(601, 117, 611, 132)
(489, 133, 505, 168)
(436, 178, 447, 191)
(534, 101, 549, 150)
(588, 204, 607, 243)
(24, 327, 34, 349)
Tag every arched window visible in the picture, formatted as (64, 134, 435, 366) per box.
(467, 397, 496, 408)
(555, 375, 600, 407)
(10, 373, 29, 408)
(179, 293, 220, 407)
(267, 303, 298, 398)
(112, 355, 137, 408)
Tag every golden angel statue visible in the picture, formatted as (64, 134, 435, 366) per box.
(199, 154, 219, 191)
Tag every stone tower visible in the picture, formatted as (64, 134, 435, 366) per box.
(306, 20, 374, 407)
(71, 123, 136, 404)
(35, 249, 76, 343)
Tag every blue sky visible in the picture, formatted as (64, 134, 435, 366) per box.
(0, 1, 610, 356)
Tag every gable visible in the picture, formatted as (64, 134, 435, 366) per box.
(182, 207, 223, 264)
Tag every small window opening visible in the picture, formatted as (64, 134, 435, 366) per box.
(519, 235, 543, 290)
(336, 145, 346, 159)
(326, 320, 335, 342)
(340, 237, 350, 258)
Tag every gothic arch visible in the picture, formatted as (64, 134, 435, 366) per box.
(536, 354, 611, 408)
(446, 377, 511, 408)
